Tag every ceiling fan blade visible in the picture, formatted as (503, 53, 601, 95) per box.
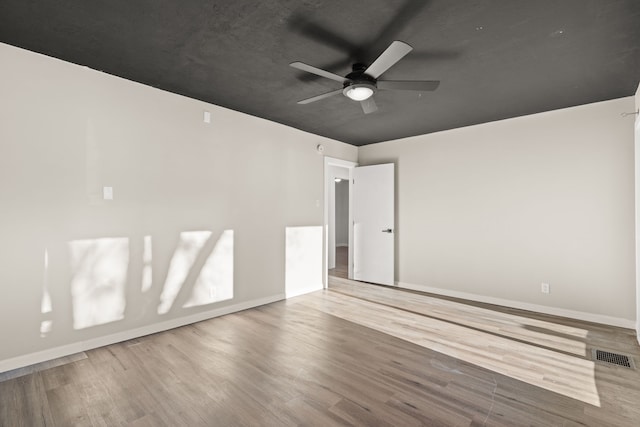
(377, 80, 440, 91)
(360, 97, 378, 114)
(295, 57, 353, 83)
(297, 89, 343, 105)
(364, 41, 413, 79)
(290, 62, 347, 83)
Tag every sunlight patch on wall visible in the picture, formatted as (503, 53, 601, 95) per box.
(184, 230, 234, 309)
(158, 230, 234, 314)
(40, 249, 53, 337)
(68, 238, 129, 330)
(40, 320, 53, 338)
(285, 226, 323, 298)
(141, 235, 153, 292)
(41, 249, 52, 314)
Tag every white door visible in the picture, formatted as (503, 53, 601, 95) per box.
(353, 163, 395, 286)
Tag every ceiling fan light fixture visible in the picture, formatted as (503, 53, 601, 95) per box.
(344, 85, 374, 101)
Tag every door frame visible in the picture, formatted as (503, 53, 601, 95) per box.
(323, 156, 357, 289)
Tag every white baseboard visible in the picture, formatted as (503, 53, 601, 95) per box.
(0, 293, 285, 374)
(396, 281, 635, 329)
(286, 283, 323, 299)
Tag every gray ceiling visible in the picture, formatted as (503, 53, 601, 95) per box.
(1, 0, 639, 146)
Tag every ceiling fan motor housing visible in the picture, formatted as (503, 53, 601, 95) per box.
(343, 63, 377, 99)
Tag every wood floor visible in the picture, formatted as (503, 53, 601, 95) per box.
(2, 261, 640, 425)
(328, 246, 349, 279)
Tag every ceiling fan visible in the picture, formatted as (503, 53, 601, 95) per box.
(290, 40, 440, 114)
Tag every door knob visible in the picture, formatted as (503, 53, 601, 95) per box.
(382, 228, 393, 233)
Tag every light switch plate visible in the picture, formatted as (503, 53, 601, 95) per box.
(203, 111, 211, 123)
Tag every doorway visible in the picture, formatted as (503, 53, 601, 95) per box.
(323, 157, 356, 288)
(330, 178, 349, 279)
(323, 157, 395, 289)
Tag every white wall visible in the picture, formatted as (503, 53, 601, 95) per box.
(335, 180, 349, 246)
(0, 43, 357, 371)
(359, 97, 636, 326)
(635, 83, 640, 342)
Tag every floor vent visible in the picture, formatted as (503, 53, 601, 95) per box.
(592, 349, 635, 369)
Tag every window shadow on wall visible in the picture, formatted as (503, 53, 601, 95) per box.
(39, 229, 234, 337)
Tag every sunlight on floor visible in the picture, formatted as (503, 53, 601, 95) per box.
(393, 292, 590, 357)
(308, 280, 602, 407)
